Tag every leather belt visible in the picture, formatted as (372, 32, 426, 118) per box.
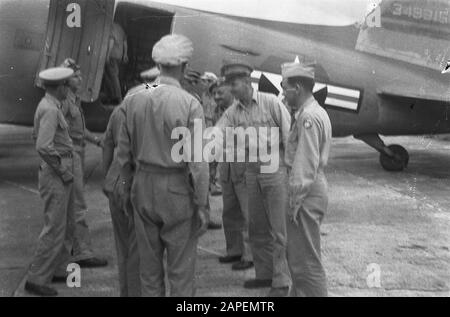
(137, 163, 185, 174)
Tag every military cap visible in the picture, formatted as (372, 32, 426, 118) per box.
(209, 77, 228, 94)
(152, 34, 194, 66)
(201, 72, 218, 82)
(281, 57, 315, 80)
(39, 67, 74, 86)
(60, 58, 80, 73)
(140, 67, 160, 80)
(221, 60, 254, 80)
(184, 68, 202, 83)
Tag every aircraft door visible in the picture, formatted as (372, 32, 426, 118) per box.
(35, 0, 115, 102)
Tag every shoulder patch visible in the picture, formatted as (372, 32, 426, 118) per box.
(303, 118, 313, 129)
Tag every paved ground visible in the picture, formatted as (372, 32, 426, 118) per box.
(0, 124, 449, 297)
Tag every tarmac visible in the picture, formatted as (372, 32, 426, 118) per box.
(0, 124, 449, 297)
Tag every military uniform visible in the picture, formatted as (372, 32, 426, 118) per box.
(219, 160, 251, 262)
(103, 104, 141, 297)
(117, 34, 209, 297)
(214, 93, 252, 265)
(202, 91, 217, 128)
(182, 71, 222, 227)
(105, 22, 128, 103)
(26, 68, 75, 295)
(282, 61, 332, 297)
(203, 89, 222, 195)
(217, 68, 292, 289)
(118, 75, 209, 297)
(61, 90, 101, 262)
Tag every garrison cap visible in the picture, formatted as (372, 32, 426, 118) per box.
(281, 57, 315, 80)
(152, 34, 194, 66)
(140, 67, 160, 80)
(209, 77, 228, 94)
(221, 59, 254, 80)
(60, 58, 80, 73)
(39, 67, 74, 86)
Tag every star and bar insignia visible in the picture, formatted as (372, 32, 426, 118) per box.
(442, 60, 450, 74)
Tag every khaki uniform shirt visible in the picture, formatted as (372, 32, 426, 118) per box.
(216, 89, 291, 170)
(103, 104, 126, 194)
(61, 90, 98, 151)
(285, 96, 332, 205)
(215, 101, 246, 183)
(33, 93, 73, 174)
(117, 76, 209, 207)
(202, 92, 217, 128)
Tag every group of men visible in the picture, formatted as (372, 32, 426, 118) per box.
(26, 32, 332, 297)
(26, 59, 108, 297)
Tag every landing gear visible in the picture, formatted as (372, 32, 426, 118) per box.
(379, 144, 409, 172)
(354, 134, 409, 172)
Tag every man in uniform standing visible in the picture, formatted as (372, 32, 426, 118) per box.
(103, 99, 141, 297)
(105, 22, 128, 104)
(201, 72, 222, 196)
(60, 58, 108, 268)
(212, 79, 253, 271)
(200, 72, 219, 129)
(25, 67, 75, 296)
(117, 34, 209, 297)
(281, 59, 332, 297)
(218, 60, 292, 296)
(181, 69, 223, 230)
(182, 68, 203, 102)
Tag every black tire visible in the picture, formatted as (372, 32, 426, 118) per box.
(379, 144, 409, 172)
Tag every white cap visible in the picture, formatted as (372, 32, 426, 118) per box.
(152, 34, 194, 66)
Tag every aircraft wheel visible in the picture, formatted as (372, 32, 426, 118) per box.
(379, 144, 409, 172)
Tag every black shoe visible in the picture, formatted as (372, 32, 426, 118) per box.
(232, 260, 254, 271)
(51, 275, 67, 283)
(24, 281, 58, 297)
(243, 279, 272, 289)
(75, 257, 108, 268)
(208, 220, 222, 230)
(267, 286, 290, 297)
(218, 255, 242, 264)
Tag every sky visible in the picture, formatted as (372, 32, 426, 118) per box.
(150, 0, 377, 26)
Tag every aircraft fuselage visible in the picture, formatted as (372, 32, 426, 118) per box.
(1, 0, 449, 138)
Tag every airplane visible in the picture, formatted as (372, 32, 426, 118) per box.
(1, 0, 449, 172)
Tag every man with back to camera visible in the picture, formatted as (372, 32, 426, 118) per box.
(102, 92, 141, 297)
(116, 34, 209, 297)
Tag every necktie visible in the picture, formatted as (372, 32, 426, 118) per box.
(290, 109, 297, 130)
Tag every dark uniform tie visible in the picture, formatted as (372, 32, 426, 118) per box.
(290, 109, 297, 130)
